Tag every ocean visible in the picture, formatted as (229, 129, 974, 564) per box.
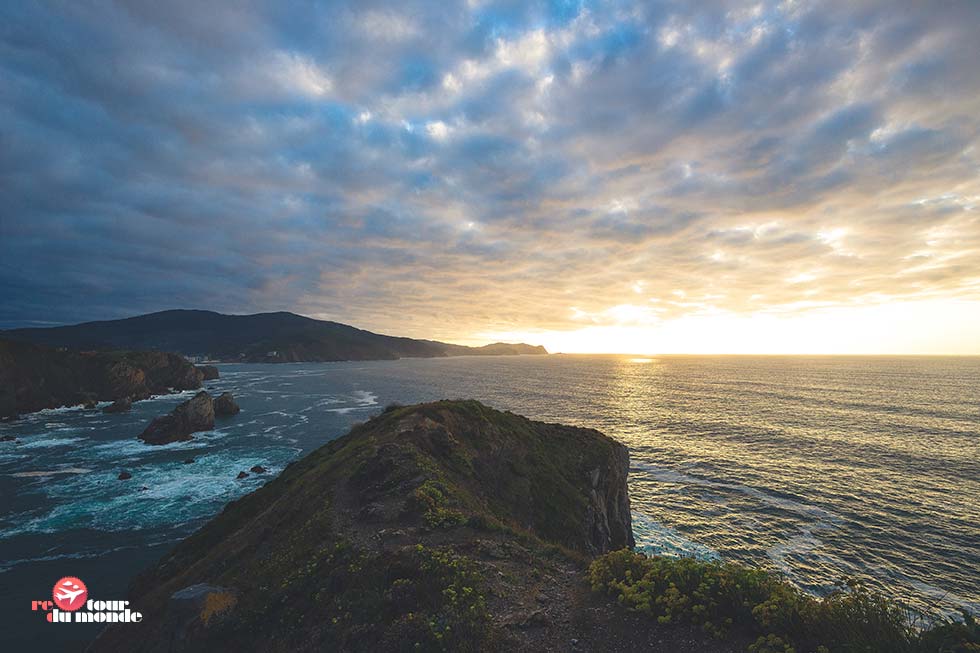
(1, 355, 978, 647)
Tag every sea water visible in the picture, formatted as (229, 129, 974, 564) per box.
(1, 355, 977, 646)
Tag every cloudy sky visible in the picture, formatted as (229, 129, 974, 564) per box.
(2, 1, 979, 353)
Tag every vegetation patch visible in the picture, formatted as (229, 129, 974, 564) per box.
(408, 479, 468, 528)
(590, 549, 980, 653)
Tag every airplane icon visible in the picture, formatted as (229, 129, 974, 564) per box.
(55, 581, 85, 606)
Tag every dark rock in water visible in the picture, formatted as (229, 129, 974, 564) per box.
(1, 435, 17, 442)
(213, 392, 240, 417)
(78, 392, 99, 409)
(95, 400, 634, 652)
(138, 486, 149, 492)
(139, 392, 214, 446)
(182, 458, 195, 465)
(103, 397, 133, 413)
(197, 365, 220, 381)
(249, 465, 266, 474)
(118, 471, 132, 480)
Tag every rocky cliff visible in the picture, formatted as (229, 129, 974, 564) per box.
(0, 338, 203, 419)
(95, 400, 639, 652)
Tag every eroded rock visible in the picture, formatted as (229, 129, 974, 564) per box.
(139, 392, 214, 445)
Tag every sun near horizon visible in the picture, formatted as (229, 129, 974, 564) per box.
(462, 298, 980, 356)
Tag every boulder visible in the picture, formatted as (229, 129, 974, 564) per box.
(77, 392, 99, 409)
(236, 471, 249, 479)
(139, 391, 214, 446)
(103, 397, 133, 414)
(197, 365, 220, 381)
(249, 465, 267, 474)
(118, 471, 132, 480)
(1, 435, 17, 442)
(213, 392, 240, 417)
(182, 458, 196, 465)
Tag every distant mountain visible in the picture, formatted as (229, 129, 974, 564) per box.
(0, 310, 547, 362)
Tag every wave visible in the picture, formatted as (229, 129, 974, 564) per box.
(631, 462, 843, 526)
(632, 512, 719, 561)
(0, 445, 298, 540)
(16, 436, 88, 450)
(11, 467, 92, 478)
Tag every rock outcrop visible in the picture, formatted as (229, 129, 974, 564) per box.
(97, 400, 634, 652)
(0, 338, 203, 419)
(103, 397, 133, 413)
(139, 392, 215, 445)
(197, 365, 220, 381)
(213, 392, 240, 416)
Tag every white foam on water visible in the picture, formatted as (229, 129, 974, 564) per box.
(85, 436, 209, 460)
(635, 461, 854, 596)
(765, 523, 841, 588)
(32, 406, 86, 417)
(256, 410, 293, 418)
(632, 512, 720, 561)
(352, 390, 378, 406)
(11, 468, 92, 478)
(0, 445, 299, 539)
(323, 390, 380, 414)
(632, 462, 843, 526)
(0, 544, 137, 574)
(16, 436, 88, 450)
(901, 577, 980, 617)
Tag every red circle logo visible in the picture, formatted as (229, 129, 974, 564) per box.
(52, 576, 88, 611)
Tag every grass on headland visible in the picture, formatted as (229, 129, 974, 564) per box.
(589, 549, 980, 653)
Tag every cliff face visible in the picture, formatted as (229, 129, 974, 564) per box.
(95, 400, 634, 652)
(0, 339, 202, 418)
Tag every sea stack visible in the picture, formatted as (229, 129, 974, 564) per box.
(197, 365, 220, 381)
(139, 391, 215, 445)
(213, 392, 240, 416)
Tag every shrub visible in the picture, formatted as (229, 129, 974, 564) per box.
(409, 479, 467, 528)
(590, 549, 976, 653)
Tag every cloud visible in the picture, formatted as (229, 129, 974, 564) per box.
(1, 0, 979, 351)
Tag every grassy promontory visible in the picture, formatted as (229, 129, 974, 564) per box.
(94, 400, 977, 652)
